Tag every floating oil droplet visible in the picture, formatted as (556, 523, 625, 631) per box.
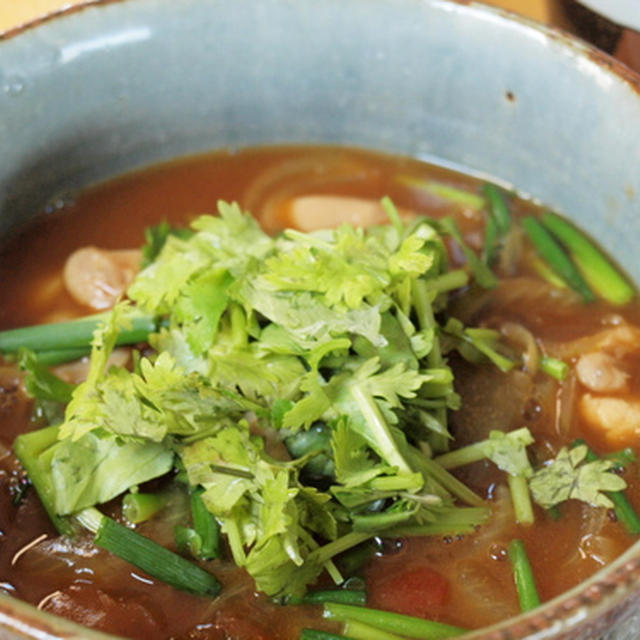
(44, 193, 75, 215)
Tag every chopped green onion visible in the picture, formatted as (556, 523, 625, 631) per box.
(483, 184, 512, 235)
(540, 356, 569, 381)
(482, 214, 499, 265)
(77, 508, 222, 596)
(542, 212, 635, 305)
(344, 619, 407, 640)
(522, 216, 595, 302)
(323, 602, 466, 640)
(439, 218, 498, 289)
(481, 185, 512, 266)
(300, 630, 352, 640)
(190, 489, 221, 560)
(0, 312, 156, 354)
(334, 541, 378, 577)
(122, 492, 167, 524)
(295, 589, 366, 606)
(396, 175, 486, 210)
(28, 347, 91, 366)
(508, 538, 541, 612)
(573, 440, 640, 535)
(530, 256, 567, 289)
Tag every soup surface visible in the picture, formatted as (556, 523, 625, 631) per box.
(0, 146, 638, 640)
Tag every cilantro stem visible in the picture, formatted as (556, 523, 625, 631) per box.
(541, 212, 635, 305)
(522, 216, 595, 302)
(77, 508, 222, 596)
(323, 602, 467, 639)
(411, 280, 450, 453)
(540, 356, 569, 381)
(405, 449, 485, 507)
(434, 428, 532, 470)
(412, 280, 438, 333)
(0, 312, 156, 355)
(380, 196, 404, 236)
(463, 328, 516, 372)
(309, 532, 372, 567)
(388, 506, 489, 536)
(422, 270, 469, 295)
(222, 517, 247, 566)
(350, 384, 411, 474)
(229, 303, 248, 349)
(507, 474, 534, 526)
(508, 538, 541, 612)
(574, 440, 640, 535)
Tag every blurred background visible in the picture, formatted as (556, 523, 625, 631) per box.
(0, 0, 639, 71)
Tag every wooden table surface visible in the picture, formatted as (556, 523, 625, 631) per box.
(0, 0, 561, 33)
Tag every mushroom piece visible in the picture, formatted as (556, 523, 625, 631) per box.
(63, 247, 141, 310)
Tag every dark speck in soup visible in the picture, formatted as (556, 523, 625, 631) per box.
(0, 145, 639, 639)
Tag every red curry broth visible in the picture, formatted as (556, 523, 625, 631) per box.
(0, 146, 638, 639)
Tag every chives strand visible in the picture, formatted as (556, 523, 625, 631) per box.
(77, 508, 222, 596)
(0, 312, 156, 354)
(508, 539, 541, 612)
(323, 603, 466, 640)
(296, 590, 366, 606)
(483, 184, 511, 235)
(542, 212, 635, 305)
(344, 619, 407, 640)
(190, 489, 221, 559)
(300, 630, 353, 640)
(522, 216, 595, 302)
(396, 175, 486, 210)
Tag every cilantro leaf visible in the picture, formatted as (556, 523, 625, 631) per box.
(529, 445, 627, 509)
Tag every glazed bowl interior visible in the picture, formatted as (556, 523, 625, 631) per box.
(1, 0, 640, 638)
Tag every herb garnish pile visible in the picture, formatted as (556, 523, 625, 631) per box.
(11, 198, 632, 602)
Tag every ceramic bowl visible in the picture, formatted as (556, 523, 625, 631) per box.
(1, 0, 640, 638)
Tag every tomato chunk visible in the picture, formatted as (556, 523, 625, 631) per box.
(368, 565, 450, 618)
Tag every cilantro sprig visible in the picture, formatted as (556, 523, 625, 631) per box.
(14, 199, 528, 599)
